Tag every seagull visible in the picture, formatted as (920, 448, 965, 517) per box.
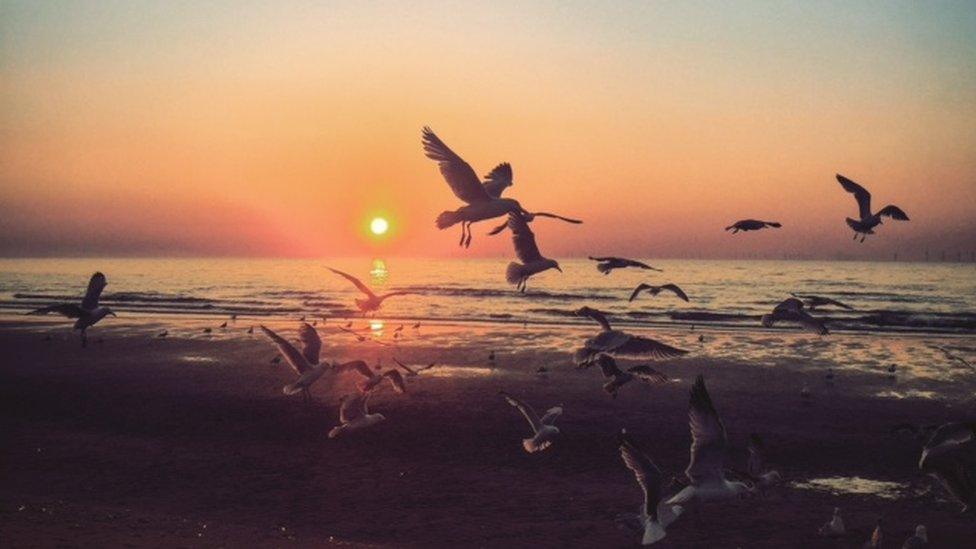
(761, 298, 828, 335)
(630, 284, 689, 303)
(27, 272, 115, 347)
(259, 324, 330, 405)
(334, 359, 407, 395)
(902, 525, 927, 548)
(790, 293, 853, 310)
(618, 429, 685, 545)
(327, 267, 408, 314)
(392, 357, 435, 377)
(156, 330, 168, 338)
(588, 256, 662, 275)
(422, 127, 580, 247)
(328, 392, 386, 438)
(665, 376, 753, 505)
(837, 174, 909, 242)
(505, 212, 562, 293)
(725, 219, 781, 234)
(918, 421, 976, 513)
(818, 507, 846, 537)
(499, 391, 561, 453)
(593, 354, 669, 398)
(574, 306, 688, 366)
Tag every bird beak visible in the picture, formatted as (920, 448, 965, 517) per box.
(555, 266, 563, 273)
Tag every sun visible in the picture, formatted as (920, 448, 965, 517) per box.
(370, 217, 389, 236)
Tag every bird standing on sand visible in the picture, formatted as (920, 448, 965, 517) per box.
(260, 324, 330, 405)
(761, 298, 829, 335)
(592, 354, 669, 398)
(665, 376, 753, 505)
(837, 174, 909, 242)
(574, 306, 688, 365)
(918, 421, 976, 513)
(588, 256, 662, 275)
(327, 267, 409, 314)
(630, 284, 689, 303)
(725, 219, 781, 234)
(818, 507, 845, 537)
(27, 272, 116, 347)
(499, 391, 561, 453)
(790, 293, 853, 311)
(618, 430, 685, 545)
(505, 212, 562, 293)
(328, 392, 386, 438)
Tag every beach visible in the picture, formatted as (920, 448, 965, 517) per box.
(2, 317, 974, 547)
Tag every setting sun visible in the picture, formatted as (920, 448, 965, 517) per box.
(370, 217, 389, 236)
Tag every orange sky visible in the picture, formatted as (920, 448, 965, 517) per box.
(1, 2, 974, 260)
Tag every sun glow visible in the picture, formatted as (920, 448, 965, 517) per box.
(370, 217, 389, 236)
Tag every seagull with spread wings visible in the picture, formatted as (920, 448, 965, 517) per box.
(618, 430, 685, 545)
(505, 212, 562, 293)
(328, 392, 387, 439)
(724, 219, 781, 234)
(630, 283, 689, 303)
(422, 127, 580, 247)
(790, 293, 853, 311)
(260, 324, 331, 405)
(761, 298, 829, 335)
(836, 174, 909, 242)
(327, 267, 408, 314)
(574, 306, 688, 365)
(27, 272, 116, 347)
(499, 391, 562, 453)
(918, 421, 976, 513)
(592, 354, 669, 398)
(666, 376, 753, 505)
(588, 256, 662, 275)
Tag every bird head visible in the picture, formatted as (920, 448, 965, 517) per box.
(549, 260, 562, 273)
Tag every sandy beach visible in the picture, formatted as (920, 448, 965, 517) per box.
(1, 317, 974, 547)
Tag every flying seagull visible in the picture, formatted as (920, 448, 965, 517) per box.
(630, 284, 689, 303)
(499, 391, 561, 453)
(618, 430, 685, 545)
(422, 127, 580, 247)
(837, 174, 909, 242)
(27, 272, 116, 347)
(665, 376, 753, 505)
(790, 293, 853, 311)
(259, 324, 330, 405)
(725, 219, 781, 234)
(929, 345, 973, 370)
(505, 212, 562, 293)
(761, 298, 828, 335)
(334, 359, 407, 395)
(588, 256, 662, 275)
(327, 267, 408, 314)
(328, 392, 386, 439)
(574, 306, 688, 365)
(593, 354, 669, 398)
(918, 421, 976, 513)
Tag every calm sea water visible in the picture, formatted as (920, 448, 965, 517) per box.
(0, 258, 974, 335)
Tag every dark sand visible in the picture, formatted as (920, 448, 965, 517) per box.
(1, 319, 974, 547)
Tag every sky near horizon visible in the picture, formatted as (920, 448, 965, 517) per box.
(1, 1, 974, 260)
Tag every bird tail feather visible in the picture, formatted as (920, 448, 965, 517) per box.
(506, 262, 526, 285)
(436, 210, 463, 229)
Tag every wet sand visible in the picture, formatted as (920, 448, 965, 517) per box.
(1, 318, 974, 547)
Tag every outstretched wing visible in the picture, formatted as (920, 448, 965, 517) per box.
(659, 284, 689, 302)
(539, 406, 562, 425)
(596, 354, 622, 378)
(500, 391, 541, 433)
(339, 393, 368, 423)
(614, 335, 689, 360)
(877, 205, 909, 220)
(482, 162, 513, 198)
(629, 284, 651, 302)
(422, 127, 491, 204)
(259, 325, 311, 374)
(327, 267, 376, 299)
(623, 258, 660, 271)
(685, 375, 728, 485)
(381, 369, 407, 394)
(392, 357, 418, 375)
(298, 323, 322, 365)
(508, 212, 544, 263)
(82, 272, 108, 310)
(588, 256, 617, 262)
(528, 211, 582, 224)
(628, 364, 670, 384)
(619, 431, 664, 519)
(334, 359, 374, 379)
(836, 174, 872, 220)
(823, 297, 853, 310)
(27, 303, 85, 318)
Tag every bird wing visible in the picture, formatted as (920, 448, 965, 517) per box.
(377, 291, 410, 302)
(528, 211, 583, 224)
(500, 391, 541, 433)
(259, 325, 311, 374)
(596, 355, 622, 378)
(823, 297, 853, 310)
(339, 393, 368, 423)
(627, 364, 670, 384)
(27, 303, 85, 318)
(747, 434, 766, 477)
(81, 272, 108, 310)
(334, 359, 374, 379)
(421, 127, 491, 204)
(392, 357, 418, 375)
(482, 162, 513, 198)
(773, 298, 805, 313)
(327, 267, 377, 299)
(577, 306, 613, 331)
(507, 212, 544, 263)
(298, 323, 322, 365)
(920, 439, 976, 507)
(619, 431, 664, 519)
(686, 375, 729, 485)
(588, 256, 617, 262)
(796, 310, 829, 335)
(629, 284, 651, 302)
(539, 406, 562, 425)
(660, 284, 690, 302)
(614, 335, 689, 360)
(623, 258, 659, 271)
(381, 369, 407, 394)
(836, 174, 872, 220)
(876, 205, 909, 220)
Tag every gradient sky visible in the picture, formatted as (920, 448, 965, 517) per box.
(2, 1, 974, 260)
